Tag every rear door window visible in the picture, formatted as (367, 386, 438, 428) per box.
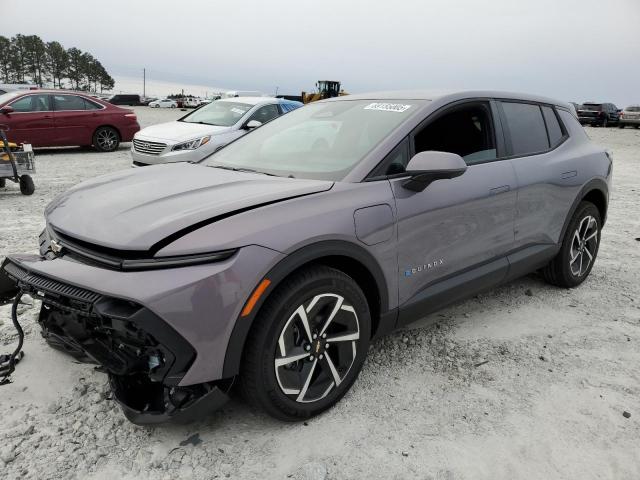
(53, 95, 87, 111)
(501, 102, 549, 156)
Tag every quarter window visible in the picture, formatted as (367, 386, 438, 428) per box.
(501, 102, 549, 155)
(9, 94, 50, 112)
(541, 106, 564, 147)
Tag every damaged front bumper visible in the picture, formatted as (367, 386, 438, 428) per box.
(0, 255, 237, 424)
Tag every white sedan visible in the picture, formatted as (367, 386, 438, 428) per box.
(149, 98, 177, 108)
(131, 97, 302, 166)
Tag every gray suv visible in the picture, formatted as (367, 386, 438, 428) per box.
(0, 90, 612, 424)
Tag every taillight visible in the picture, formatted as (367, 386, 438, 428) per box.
(125, 113, 137, 120)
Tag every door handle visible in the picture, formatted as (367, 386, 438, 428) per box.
(561, 170, 577, 179)
(43, 115, 52, 119)
(490, 185, 510, 195)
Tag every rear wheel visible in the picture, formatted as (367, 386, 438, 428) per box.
(618, 123, 625, 129)
(93, 126, 120, 152)
(542, 201, 601, 288)
(0, 178, 5, 188)
(240, 266, 371, 420)
(19, 175, 34, 195)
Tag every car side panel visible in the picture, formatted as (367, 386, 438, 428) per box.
(156, 181, 400, 312)
(510, 112, 611, 249)
(389, 160, 517, 307)
(52, 109, 95, 146)
(3, 94, 56, 146)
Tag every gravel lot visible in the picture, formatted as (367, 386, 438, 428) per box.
(1, 108, 639, 479)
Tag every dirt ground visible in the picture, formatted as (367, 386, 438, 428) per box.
(0, 108, 638, 480)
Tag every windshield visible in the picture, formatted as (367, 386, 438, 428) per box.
(201, 99, 422, 180)
(0, 90, 24, 105)
(582, 104, 602, 111)
(180, 101, 252, 127)
(625, 106, 640, 112)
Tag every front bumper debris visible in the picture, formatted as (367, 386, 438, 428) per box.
(0, 255, 231, 424)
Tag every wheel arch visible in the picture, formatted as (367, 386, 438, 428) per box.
(559, 178, 609, 242)
(93, 124, 122, 142)
(221, 240, 392, 378)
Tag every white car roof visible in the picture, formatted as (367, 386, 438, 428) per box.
(217, 96, 276, 106)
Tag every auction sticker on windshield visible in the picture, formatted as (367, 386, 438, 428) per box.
(364, 103, 412, 113)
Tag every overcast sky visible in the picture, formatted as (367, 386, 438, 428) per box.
(3, 0, 640, 104)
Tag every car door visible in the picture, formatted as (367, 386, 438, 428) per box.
(381, 100, 518, 323)
(52, 94, 100, 146)
(499, 101, 580, 250)
(3, 94, 55, 146)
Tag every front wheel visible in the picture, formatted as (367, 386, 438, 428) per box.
(93, 126, 120, 152)
(542, 201, 601, 288)
(0, 178, 5, 188)
(240, 266, 371, 421)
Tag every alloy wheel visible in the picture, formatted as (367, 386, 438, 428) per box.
(97, 129, 118, 150)
(569, 215, 598, 277)
(274, 293, 360, 403)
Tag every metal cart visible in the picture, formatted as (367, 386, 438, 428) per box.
(0, 124, 35, 195)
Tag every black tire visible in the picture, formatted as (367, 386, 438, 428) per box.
(93, 126, 120, 152)
(618, 123, 625, 129)
(0, 178, 5, 188)
(19, 175, 34, 195)
(239, 266, 371, 421)
(602, 117, 608, 128)
(542, 201, 601, 288)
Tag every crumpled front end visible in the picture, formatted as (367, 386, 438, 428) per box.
(1, 256, 231, 424)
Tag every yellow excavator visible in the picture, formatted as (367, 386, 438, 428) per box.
(302, 80, 347, 104)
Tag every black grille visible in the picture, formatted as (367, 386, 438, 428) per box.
(23, 271, 101, 303)
(3, 262, 28, 280)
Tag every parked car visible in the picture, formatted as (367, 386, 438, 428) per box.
(1, 90, 611, 424)
(131, 97, 302, 166)
(0, 90, 140, 151)
(618, 105, 640, 129)
(182, 97, 202, 108)
(107, 94, 143, 106)
(577, 102, 620, 127)
(149, 98, 177, 109)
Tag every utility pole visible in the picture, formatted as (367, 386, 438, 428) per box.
(143, 68, 146, 98)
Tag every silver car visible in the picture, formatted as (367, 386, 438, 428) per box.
(618, 105, 640, 128)
(1, 90, 612, 424)
(131, 97, 302, 166)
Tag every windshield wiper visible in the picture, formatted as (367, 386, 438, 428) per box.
(181, 120, 221, 126)
(211, 165, 278, 177)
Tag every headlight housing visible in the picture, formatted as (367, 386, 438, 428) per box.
(172, 136, 211, 151)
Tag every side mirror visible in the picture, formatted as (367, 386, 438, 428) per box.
(0, 106, 14, 115)
(402, 151, 467, 192)
(245, 120, 262, 129)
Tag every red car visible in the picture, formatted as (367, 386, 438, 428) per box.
(0, 90, 140, 151)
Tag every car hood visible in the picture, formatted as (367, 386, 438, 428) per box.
(135, 121, 234, 143)
(45, 163, 333, 251)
